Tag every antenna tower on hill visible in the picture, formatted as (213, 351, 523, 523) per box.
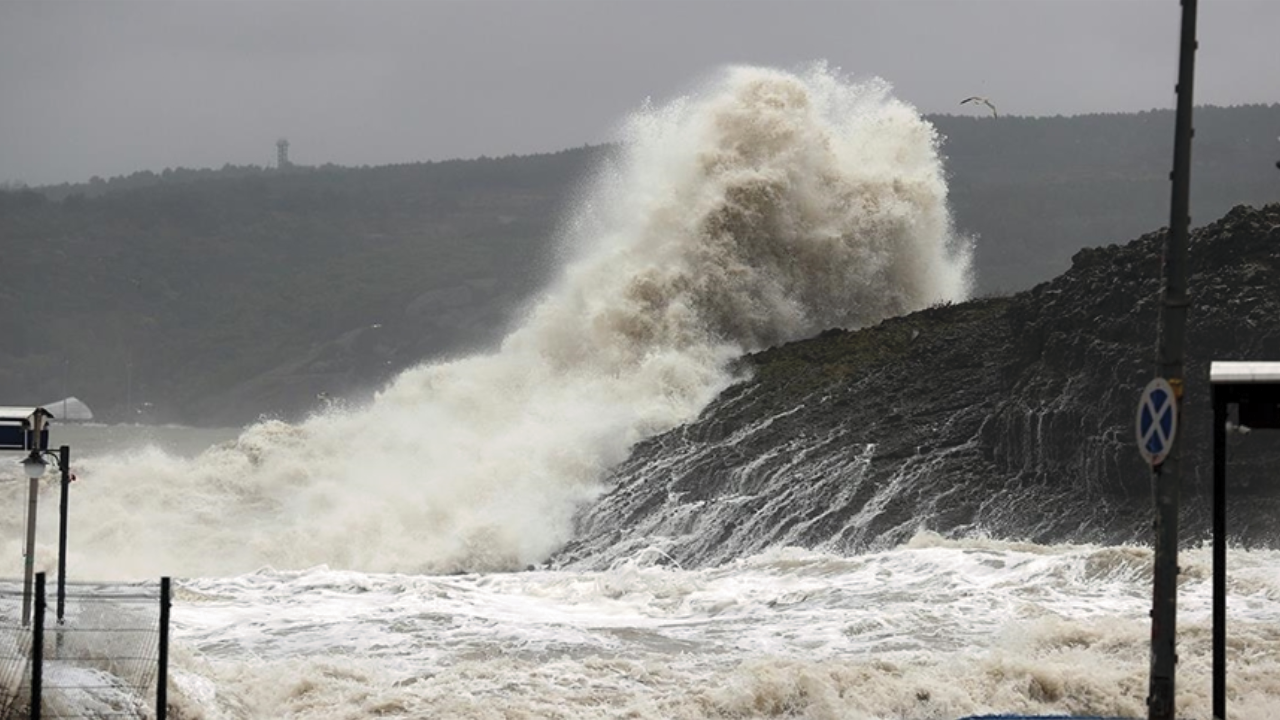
(276, 138, 291, 170)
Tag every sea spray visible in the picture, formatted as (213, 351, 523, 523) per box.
(0, 64, 971, 578)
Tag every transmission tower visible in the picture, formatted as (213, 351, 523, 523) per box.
(276, 138, 291, 169)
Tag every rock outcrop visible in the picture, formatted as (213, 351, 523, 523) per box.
(552, 204, 1280, 569)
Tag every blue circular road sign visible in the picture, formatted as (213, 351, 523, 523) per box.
(1136, 377, 1178, 466)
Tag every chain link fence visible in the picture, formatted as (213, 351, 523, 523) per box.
(0, 575, 169, 719)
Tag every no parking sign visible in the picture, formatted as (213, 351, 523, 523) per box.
(1136, 377, 1178, 466)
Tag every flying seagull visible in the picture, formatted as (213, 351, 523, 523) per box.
(960, 96, 998, 118)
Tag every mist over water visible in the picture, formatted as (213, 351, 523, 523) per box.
(1, 65, 970, 579)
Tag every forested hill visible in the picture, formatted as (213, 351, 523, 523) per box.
(932, 104, 1280, 291)
(1, 106, 1277, 426)
(0, 147, 606, 425)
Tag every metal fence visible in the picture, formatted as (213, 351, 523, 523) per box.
(0, 574, 169, 720)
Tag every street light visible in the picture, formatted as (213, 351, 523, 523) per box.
(2, 407, 74, 626)
(21, 450, 48, 479)
(15, 446, 73, 627)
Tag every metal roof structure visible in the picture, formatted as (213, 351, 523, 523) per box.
(1209, 360, 1280, 384)
(1209, 359, 1280, 719)
(0, 406, 52, 452)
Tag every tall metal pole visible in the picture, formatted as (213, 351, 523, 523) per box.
(1147, 1, 1198, 718)
(157, 576, 171, 720)
(1212, 387, 1227, 720)
(56, 445, 70, 624)
(31, 572, 45, 720)
(22, 472, 38, 627)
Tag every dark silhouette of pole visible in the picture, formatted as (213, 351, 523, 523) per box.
(1212, 387, 1227, 719)
(31, 572, 45, 720)
(157, 577, 170, 720)
(1147, 1, 1197, 718)
(56, 445, 70, 624)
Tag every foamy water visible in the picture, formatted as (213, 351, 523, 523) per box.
(13, 65, 1253, 720)
(161, 539, 1280, 719)
(1, 64, 969, 580)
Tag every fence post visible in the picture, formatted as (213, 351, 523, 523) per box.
(31, 572, 45, 720)
(157, 577, 170, 720)
(56, 445, 71, 624)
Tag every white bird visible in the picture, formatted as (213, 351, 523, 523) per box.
(961, 96, 998, 118)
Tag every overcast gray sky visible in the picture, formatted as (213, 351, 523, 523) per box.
(1, 0, 1276, 186)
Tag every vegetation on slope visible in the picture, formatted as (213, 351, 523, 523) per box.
(1, 106, 1276, 424)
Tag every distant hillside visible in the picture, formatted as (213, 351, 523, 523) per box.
(0, 106, 1276, 426)
(932, 104, 1280, 291)
(0, 147, 609, 425)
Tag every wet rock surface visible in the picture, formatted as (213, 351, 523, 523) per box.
(553, 204, 1280, 569)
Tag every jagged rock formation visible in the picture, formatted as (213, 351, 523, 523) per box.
(552, 204, 1280, 569)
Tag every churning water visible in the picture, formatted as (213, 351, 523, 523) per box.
(3, 66, 1274, 718)
(162, 539, 1280, 719)
(2, 64, 971, 580)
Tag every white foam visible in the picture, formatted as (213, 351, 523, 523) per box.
(1, 64, 969, 580)
(157, 538, 1280, 718)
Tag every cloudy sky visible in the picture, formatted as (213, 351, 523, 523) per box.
(1, 0, 1276, 186)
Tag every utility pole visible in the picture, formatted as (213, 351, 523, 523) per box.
(1147, 1, 1197, 718)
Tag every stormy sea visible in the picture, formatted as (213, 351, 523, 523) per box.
(3, 66, 1279, 719)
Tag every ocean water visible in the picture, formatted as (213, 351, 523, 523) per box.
(2, 63, 972, 579)
(9, 449, 1280, 719)
(2, 65, 1274, 717)
(164, 538, 1280, 720)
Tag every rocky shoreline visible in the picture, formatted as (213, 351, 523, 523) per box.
(553, 203, 1280, 569)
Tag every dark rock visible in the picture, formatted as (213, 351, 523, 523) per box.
(552, 203, 1280, 569)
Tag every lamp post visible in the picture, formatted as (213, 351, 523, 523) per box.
(3, 407, 73, 627)
(17, 446, 73, 627)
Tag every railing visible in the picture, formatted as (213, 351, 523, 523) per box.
(0, 574, 170, 720)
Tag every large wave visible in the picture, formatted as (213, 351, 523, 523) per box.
(1, 64, 971, 578)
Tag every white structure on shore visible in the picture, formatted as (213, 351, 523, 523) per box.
(40, 397, 94, 422)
